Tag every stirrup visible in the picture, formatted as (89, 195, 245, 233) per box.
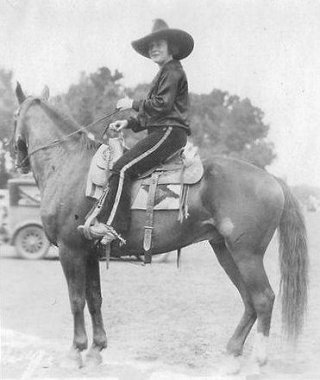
(100, 225, 126, 246)
(77, 224, 93, 240)
(78, 223, 125, 245)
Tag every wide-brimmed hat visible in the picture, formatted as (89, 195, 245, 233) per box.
(131, 19, 194, 60)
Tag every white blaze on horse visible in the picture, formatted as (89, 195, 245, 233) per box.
(11, 84, 308, 370)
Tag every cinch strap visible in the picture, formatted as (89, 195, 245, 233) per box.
(143, 171, 161, 264)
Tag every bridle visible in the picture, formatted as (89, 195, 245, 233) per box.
(13, 97, 121, 170)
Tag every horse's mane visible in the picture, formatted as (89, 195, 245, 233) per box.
(40, 101, 100, 151)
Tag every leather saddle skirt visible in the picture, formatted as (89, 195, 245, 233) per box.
(137, 144, 203, 185)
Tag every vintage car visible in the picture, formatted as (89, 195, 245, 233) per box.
(8, 177, 50, 259)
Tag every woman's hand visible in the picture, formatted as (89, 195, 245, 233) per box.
(116, 97, 133, 110)
(109, 120, 129, 132)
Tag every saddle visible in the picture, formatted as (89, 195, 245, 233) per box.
(85, 140, 204, 263)
(86, 140, 203, 199)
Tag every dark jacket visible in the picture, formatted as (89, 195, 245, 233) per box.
(127, 59, 191, 135)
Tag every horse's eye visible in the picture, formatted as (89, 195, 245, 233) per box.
(17, 139, 27, 152)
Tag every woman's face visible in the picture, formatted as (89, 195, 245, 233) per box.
(148, 39, 172, 66)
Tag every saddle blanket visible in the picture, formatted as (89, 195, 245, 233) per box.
(131, 183, 181, 210)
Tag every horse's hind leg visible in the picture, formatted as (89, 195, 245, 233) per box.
(228, 246, 275, 366)
(210, 241, 257, 357)
(59, 244, 88, 368)
(85, 249, 107, 366)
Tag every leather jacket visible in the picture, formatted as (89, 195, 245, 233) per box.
(128, 59, 191, 135)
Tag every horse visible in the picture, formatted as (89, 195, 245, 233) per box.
(11, 83, 308, 370)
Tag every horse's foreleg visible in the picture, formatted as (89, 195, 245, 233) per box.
(85, 251, 107, 366)
(210, 240, 257, 358)
(59, 245, 88, 368)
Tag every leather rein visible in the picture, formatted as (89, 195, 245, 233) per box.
(14, 101, 120, 169)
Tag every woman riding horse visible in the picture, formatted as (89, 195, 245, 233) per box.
(79, 19, 194, 250)
(13, 82, 308, 369)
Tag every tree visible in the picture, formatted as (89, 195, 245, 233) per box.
(60, 69, 148, 146)
(61, 67, 124, 135)
(0, 145, 10, 188)
(189, 90, 275, 168)
(0, 69, 16, 141)
(59, 67, 275, 168)
(0, 69, 16, 186)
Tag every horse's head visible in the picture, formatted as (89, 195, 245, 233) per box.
(12, 83, 50, 173)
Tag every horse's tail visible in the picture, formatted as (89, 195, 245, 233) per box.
(277, 178, 309, 341)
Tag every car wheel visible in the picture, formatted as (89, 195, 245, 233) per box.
(14, 225, 50, 260)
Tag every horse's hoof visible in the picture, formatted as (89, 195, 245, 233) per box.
(251, 332, 268, 366)
(244, 360, 261, 377)
(254, 354, 268, 367)
(60, 347, 83, 369)
(85, 347, 103, 367)
(218, 353, 241, 375)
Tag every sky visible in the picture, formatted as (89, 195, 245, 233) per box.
(1, 0, 320, 187)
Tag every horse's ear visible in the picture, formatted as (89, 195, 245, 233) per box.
(40, 85, 50, 101)
(16, 82, 26, 104)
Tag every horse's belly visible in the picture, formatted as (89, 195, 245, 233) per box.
(125, 206, 216, 255)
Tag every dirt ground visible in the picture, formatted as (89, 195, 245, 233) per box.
(1, 213, 320, 380)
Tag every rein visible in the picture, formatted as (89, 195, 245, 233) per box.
(16, 108, 121, 169)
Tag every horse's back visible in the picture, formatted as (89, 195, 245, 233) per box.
(203, 155, 283, 202)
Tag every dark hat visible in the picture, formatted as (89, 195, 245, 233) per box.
(131, 19, 194, 60)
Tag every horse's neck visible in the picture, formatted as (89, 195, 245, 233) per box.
(27, 104, 92, 191)
(41, 101, 80, 135)
(31, 136, 84, 193)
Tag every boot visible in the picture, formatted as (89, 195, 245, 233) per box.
(78, 222, 125, 245)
